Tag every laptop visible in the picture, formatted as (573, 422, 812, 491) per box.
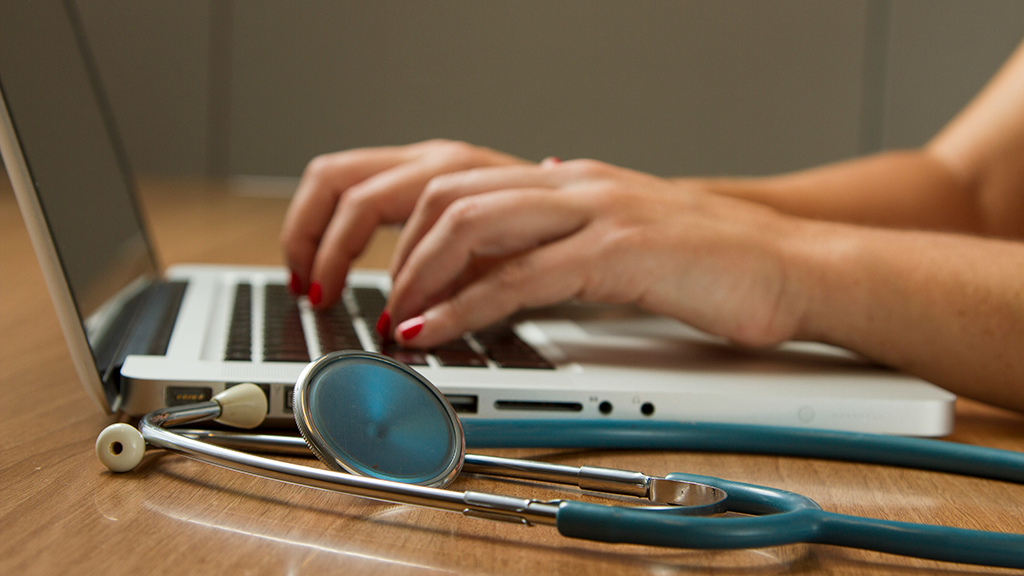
(0, 0, 955, 436)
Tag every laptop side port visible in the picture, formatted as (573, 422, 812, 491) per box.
(284, 385, 294, 412)
(494, 400, 583, 412)
(445, 394, 478, 414)
(165, 386, 212, 406)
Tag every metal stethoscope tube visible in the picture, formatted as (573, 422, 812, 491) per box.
(140, 401, 562, 526)
(115, 396, 726, 528)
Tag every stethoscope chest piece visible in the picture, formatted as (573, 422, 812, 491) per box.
(293, 351, 466, 488)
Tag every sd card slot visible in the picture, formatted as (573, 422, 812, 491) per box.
(494, 400, 583, 412)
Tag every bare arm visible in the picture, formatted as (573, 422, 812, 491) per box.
(786, 222, 1024, 413)
(689, 39, 1024, 239)
(687, 39, 1024, 411)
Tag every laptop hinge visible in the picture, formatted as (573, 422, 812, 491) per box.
(100, 280, 188, 400)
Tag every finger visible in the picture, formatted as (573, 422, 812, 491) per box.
(307, 156, 473, 308)
(390, 163, 584, 278)
(394, 232, 595, 347)
(387, 188, 589, 325)
(280, 147, 416, 292)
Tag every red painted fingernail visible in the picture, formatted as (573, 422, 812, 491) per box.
(307, 282, 322, 306)
(288, 271, 302, 295)
(375, 311, 391, 340)
(541, 156, 561, 166)
(397, 316, 424, 341)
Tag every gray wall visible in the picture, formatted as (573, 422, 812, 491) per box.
(72, 0, 1024, 181)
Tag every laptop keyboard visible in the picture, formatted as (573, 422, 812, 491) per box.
(226, 282, 553, 369)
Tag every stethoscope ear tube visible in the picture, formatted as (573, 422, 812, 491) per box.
(557, 473, 1024, 569)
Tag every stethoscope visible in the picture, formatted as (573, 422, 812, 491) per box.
(96, 351, 1024, 569)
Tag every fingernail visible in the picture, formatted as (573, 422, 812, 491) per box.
(541, 156, 562, 167)
(288, 271, 302, 295)
(397, 316, 424, 341)
(375, 311, 391, 340)
(307, 282, 322, 306)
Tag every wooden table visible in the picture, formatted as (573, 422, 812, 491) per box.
(3, 178, 1024, 575)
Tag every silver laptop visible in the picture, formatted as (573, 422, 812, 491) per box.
(0, 0, 955, 436)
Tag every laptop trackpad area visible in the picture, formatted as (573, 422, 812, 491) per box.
(521, 303, 868, 374)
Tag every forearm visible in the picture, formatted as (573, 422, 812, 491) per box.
(694, 39, 1024, 239)
(785, 220, 1024, 412)
(679, 150, 984, 233)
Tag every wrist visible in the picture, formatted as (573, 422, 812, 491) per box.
(774, 217, 860, 345)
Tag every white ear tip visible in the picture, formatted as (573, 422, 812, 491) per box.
(213, 383, 267, 429)
(96, 423, 146, 472)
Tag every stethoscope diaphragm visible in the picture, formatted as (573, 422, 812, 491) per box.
(292, 351, 465, 488)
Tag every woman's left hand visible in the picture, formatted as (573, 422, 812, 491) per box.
(384, 159, 812, 349)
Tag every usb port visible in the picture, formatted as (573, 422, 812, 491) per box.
(445, 394, 478, 414)
(284, 386, 294, 412)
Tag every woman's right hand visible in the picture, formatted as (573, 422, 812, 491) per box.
(280, 139, 528, 309)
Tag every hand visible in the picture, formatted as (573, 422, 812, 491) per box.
(280, 139, 527, 308)
(385, 159, 810, 348)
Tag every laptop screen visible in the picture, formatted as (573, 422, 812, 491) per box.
(0, 1, 158, 337)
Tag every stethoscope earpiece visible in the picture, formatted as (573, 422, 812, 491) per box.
(96, 423, 145, 472)
(96, 383, 269, 473)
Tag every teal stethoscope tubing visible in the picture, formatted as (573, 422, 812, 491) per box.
(464, 420, 1024, 567)
(558, 473, 1024, 567)
(461, 419, 1024, 483)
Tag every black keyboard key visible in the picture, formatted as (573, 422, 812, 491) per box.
(381, 342, 429, 366)
(474, 325, 554, 369)
(315, 304, 364, 353)
(264, 350, 313, 362)
(225, 283, 252, 361)
(263, 284, 309, 363)
(351, 287, 387, 320)
(226, 344, 251, 358)
(432, 338, 488, 367)
(351, 287, 391, 346)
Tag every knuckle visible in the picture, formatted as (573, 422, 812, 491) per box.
(567, 158, 611, 178)
(282, 237, 314, 270)
(302, 153, 335, 182)
(434, 140, 482, 167)
(420, 185, 455, 218)
(494, 257, 533, 291)
(422, 172, 459, 198)
(581, 180, 622, 209)
(438, 292, 472, 324)
(337, 184, 376, 215)
(422, 137, 454, 148)
(441, 196, 487, 234)
(279, 227, 298, 252)
(417, 176, 462, 218)
(281, 240, 301, 264)
(422, 170, 472, 206)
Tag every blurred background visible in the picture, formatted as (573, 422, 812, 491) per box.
(13, 0, 1024, 188)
